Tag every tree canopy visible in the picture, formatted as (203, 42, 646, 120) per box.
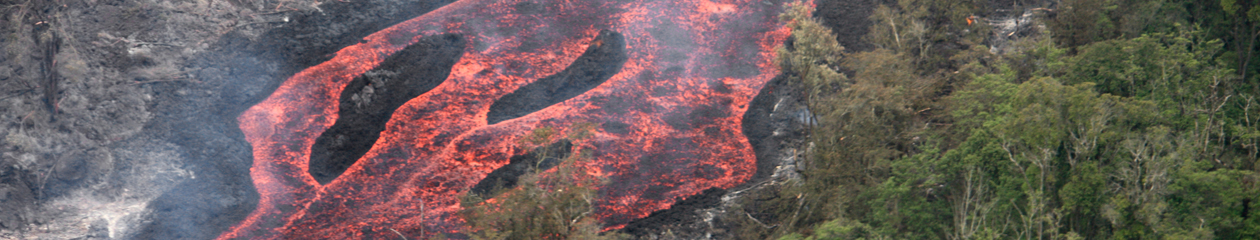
(754, 1, 1260, 239)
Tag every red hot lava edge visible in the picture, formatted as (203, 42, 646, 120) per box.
(226, 0, 791, 238)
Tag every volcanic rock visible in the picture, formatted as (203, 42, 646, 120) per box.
(486, 29, 628, 124)
(308, 34, 465, 184)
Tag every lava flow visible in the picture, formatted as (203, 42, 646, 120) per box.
(226, 0, 789, 238)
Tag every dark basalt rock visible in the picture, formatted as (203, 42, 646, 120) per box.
(469, 140, 573, 198)
(308, 34, 465, 184)
(485, 29, 628, 125)
(621, 187, 728, 236)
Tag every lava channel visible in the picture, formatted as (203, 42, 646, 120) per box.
(227, 0, 790, 238)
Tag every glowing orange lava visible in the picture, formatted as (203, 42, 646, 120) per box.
(225, 0, 789, 238)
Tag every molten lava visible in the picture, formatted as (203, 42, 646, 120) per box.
(226, 0, 789, 238)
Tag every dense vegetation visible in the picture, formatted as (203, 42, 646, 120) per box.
(758, 0, 1260, 239)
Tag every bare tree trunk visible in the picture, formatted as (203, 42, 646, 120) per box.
(952, 167, 993, 240)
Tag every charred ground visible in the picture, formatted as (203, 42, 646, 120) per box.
(1, 0, 456, 238)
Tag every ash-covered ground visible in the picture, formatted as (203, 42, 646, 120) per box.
(0, 0, 452, 238)
(0, 0, 872, 239)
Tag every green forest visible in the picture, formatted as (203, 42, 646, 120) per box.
(457, 0, 1260, 239)
(759, 0, 1260, 239)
